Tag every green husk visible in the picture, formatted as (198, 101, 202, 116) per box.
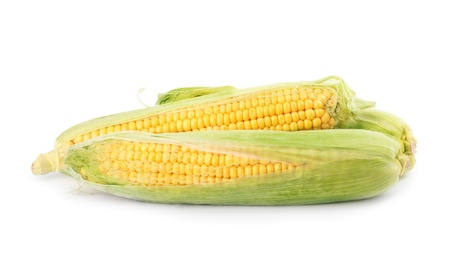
(155, 86, 237, 105)
(352, 97, 376, 110)
(63, 129, 404, 205)
(338, 108, 416, 175)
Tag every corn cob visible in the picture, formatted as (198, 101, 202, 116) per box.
(32, 76, 360, 175)
(55, 130, 406, 205)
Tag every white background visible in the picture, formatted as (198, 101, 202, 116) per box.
(1, 1, 451, 259)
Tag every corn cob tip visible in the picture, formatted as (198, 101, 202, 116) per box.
(411, 141, 417, 154)
(408, 134, 417, 154)
(32, 150, 57, 175)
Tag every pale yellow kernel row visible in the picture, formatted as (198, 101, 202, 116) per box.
(99, 162, 297, 186)
(107, 145, 269, 167)
(94, 141, 298, 186)
(103, 160, 290, 177)
(71, 114, 334, 146)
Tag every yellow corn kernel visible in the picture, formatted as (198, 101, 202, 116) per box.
(290, 122, 298, 131)
(313, 118, 322, 128)
(306, 109, 315, 120)
(304, 119, 313, 129)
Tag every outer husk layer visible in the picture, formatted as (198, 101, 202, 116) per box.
(338, 108, 416, 174)
(63, 130, 403, 205)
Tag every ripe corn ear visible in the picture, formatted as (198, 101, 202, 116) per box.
(32, 75, 360, 175)
(51, 130, 406, 205)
